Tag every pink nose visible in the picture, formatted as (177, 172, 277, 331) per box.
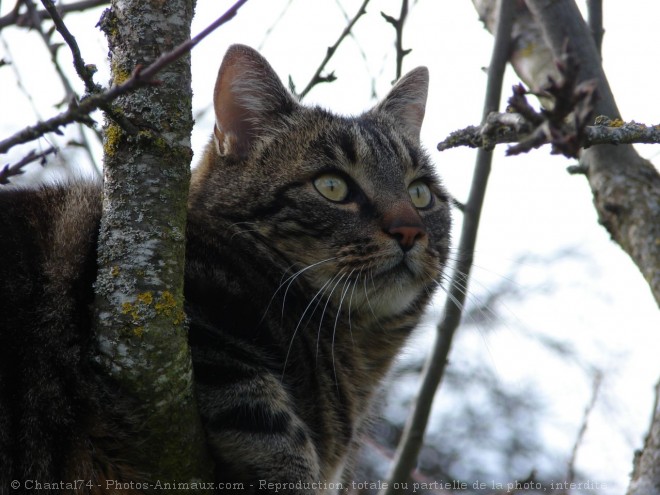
(387, 224, 426, 252)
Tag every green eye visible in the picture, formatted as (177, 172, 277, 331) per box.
(408, 180, 433, 209)
(314, 174, 349, 202)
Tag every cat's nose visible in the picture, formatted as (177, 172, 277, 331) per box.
(387, 225, 426, 252)
(382, 204, 427, 252)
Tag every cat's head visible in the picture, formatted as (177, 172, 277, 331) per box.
(191, 44, 451, 321)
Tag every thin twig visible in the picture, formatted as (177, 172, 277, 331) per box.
(566, 372, 602, 487)
(35, 0, 106, 171)
(296, 0, 370, 99)
(379, 2, 516, 493)
(0, 0, 109, 30)
(381, 0, 411, 81)
(24, 0, 77, 100)
(39, 0, 128, 137)
(0, 0, 23, 31)
(332, 0, 374, 98)
(0, 146, 57, 184)
(0, 0, 250, 155)
(257, 0, 295, 51)
(40, 0, 100, 95)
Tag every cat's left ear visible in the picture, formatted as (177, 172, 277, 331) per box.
(371, 67, 429, 144)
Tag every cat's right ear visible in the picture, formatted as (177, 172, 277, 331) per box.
(213, 44, 297, 158)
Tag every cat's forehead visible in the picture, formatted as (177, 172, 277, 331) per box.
(298, 109, 428, 183)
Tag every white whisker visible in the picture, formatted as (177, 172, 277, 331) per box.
(281, 274, 336, 381)
(332, 270, 355, 390)
(260, 256, 338, 326)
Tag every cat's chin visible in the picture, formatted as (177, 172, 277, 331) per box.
(358, 280, 422, 319)
(336, 261, 435, 321)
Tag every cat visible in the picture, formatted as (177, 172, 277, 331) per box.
(0, 44, 451, 493)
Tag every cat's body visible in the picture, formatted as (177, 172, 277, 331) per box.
(0, 45, 450, 493)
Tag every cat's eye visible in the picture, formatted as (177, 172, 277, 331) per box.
(314, 174, 349, 203)
(408, 180, 433, 209)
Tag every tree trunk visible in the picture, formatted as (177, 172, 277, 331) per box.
(628, 381, 660, 495)
(93, 0, 213, 483)
(471, 1, 660, 493)
(472, 0, 660, 307)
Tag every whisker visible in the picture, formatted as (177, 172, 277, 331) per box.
(310, 271, 344, 362)
(259, 256, 338, 326)
(224, 221, 260, 242)
(316, 272, 347, 361)
(331, 269, 355, 390)
(346, 268, 363, 347)
(362, 270, 384, 328)
(281, 274, 336, 381)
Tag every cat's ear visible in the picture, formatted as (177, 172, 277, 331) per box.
(213, 44, 297, 158)
(371, 67, 429, 144)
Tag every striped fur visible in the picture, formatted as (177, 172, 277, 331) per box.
(186, 45, 451, 491)
(0, 44, 451, 493)
(0, 184, 142, 494)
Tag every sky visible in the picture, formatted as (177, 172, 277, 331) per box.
(1, 1, 659, 493)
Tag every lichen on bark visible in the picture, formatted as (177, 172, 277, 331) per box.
(93, 0, 213, 485)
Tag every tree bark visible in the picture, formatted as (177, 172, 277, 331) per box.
(472, 1, 660, 493)
(93, 0, 213, 484)
(471, 0, 660, 306)
(627, 381, 660, 495)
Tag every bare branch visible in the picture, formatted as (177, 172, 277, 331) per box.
(40, 0, 100, 95)
(381, 0, 411, 81)
(0, 0, 250, 156)
(38, 0, 135, 137)
(566, 372, 602, 487)
(439, 113, 660, 154)
(24, 0, 77, 100)
(0, 0, 109, 30)
(380, 2, 517, 493)
(523, 0, 660, 307)
(295, 0, 370, 99)
(0, 147, 57, 184)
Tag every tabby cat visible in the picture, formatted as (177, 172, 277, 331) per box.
(0, 44, 451, 493)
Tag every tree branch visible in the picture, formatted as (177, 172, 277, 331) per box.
(295, 0, 370, 99)
(0, 0, 109, 30)
(566, 372, 602, 486)
(439, 52, 600, 159)
(472, 0, 660, 490)
(24, 0, 77, 100)
(0, 0, 249, 156)
(0, 146, 57, 184)
(439, 114, 660, 154)
(472, 0, 660, 307)
(380, 2, 517, 492)
(40, 0, 101, 95)
(381, 0, 411, 81)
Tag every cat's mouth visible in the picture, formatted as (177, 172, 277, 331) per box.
(373, 249, 431, 282)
